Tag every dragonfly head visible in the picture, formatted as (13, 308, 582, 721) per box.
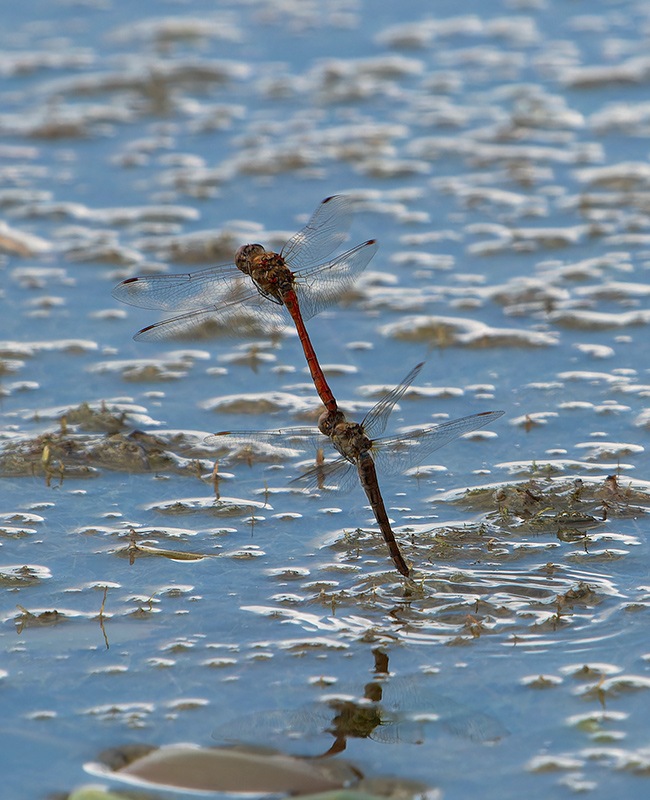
(234, 243, 266, 275)
(318, 409, 346, 437)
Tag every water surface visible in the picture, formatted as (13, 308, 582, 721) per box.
(2, 1, 650, 798)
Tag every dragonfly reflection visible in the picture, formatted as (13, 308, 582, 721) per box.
(212, 673, 507, 757)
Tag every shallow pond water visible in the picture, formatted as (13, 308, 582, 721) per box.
(2, 1, 650, 799)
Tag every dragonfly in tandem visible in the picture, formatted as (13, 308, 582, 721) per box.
(112, 195, 377, 414)
(209, 363, 504, 577)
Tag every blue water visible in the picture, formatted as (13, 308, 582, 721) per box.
(2, 1, 650, 798)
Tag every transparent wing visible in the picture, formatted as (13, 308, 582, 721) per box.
(441, 707, 508, 743)
(112, 262, 242, 311)
(128, 289, 289, 341)
(369, 718, 425, 745)
(376, 676, 507, 744)
(208, 428, 319, 443)
(281, 195, 354, 271)
(113, 198, 374, 333)
(206, 428, 319, 454)
(362, 362, 425, 439)
(213, 707, 331, 745)
(207, 429, 333, 474)
(293, 239, 378, 321)
(372, 410, 504, 475)
(290, 455, 358, 493)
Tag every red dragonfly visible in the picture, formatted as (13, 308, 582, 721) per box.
(209, 363, 504, 577)
(112, 196, 377, 413)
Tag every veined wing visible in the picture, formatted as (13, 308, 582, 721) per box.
(207, 428, 360, 489)
(362, 362, 425, 439)
(207, 428, 319, 453)
(112, 262, 242, 311)
(210, 430, 374, 494)
(371, 410, 504, 475)
(281, 195, 354, 271)
(441, 707, 508, 743)
(213, 706, 332, 746)
(293, 239, 378, 321)
(368, 717, 425, 746)
(128, 289, 290, 341)
(376, 675, 507, 744)
(208, 428, 332, 470)
(290, 455, 358, 493)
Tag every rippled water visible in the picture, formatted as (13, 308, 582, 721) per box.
(2, 1, 650, 798)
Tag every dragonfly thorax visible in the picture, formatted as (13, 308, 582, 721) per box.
(319, 411, 373, 459)
(328, 419, 373, 463)
(235, 244, 295, 304)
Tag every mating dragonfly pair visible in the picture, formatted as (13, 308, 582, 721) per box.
(113, 196, 503, 577)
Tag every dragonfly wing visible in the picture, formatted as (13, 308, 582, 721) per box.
(362, 362, 425, 439)
(281, 195, 354, 271)
(291, 456, 356, 493)
(370, 718, 425, 745)
(372, 410, 504, 475)
(206, 428, 318, 460)
(208, 429, 319, 445)
(213, 707, 330, 745)
(441, 708, 508, 743)
(337, 461, 364, 493)
(293, 239, 378, 320)
(112, 263, 242, 311)
(128, 289, 289, 341)
(376, 675, 506, 743)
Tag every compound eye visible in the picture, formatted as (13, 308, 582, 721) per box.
(235, 243, 265, 270)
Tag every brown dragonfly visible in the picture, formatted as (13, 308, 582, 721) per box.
(112, 196, 377, 413)
(209, 363, 504, 577)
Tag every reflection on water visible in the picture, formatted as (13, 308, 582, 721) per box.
(213, 649, 506, 756)
(213, 676, 506, 756)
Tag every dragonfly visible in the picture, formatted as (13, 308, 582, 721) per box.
(209, 362, 504, 577)
(112, 195, 377, 414)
